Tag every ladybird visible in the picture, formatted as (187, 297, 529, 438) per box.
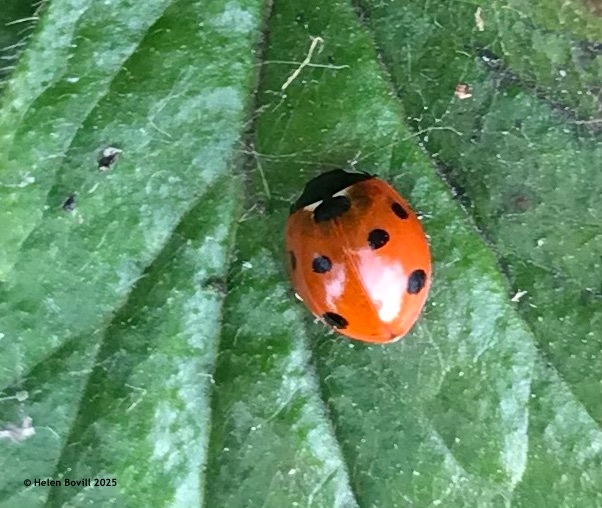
(285, 169, 432, 344)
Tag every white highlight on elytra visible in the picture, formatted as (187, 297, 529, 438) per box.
(324, 263, 346, 309)
(355, 250, 405, 323)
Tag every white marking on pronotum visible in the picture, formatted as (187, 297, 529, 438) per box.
(281, 36, 324, 91)
(303, 200, 322, 212)
(303, 185, 352, 213)
(332, 187, 351, 197)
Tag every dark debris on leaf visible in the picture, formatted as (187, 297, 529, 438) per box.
(98, 146, 123, 171)
(62, 193, 76, 212)
(477, 48, 503, 69)
(201, 276, 228, 295)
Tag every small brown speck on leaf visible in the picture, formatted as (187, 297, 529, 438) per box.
(454, 83, 472, 99)
(202, 276, 228, 295)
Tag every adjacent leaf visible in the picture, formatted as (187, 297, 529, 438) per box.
(358, 0, 602, 426)
(204, 0, 602, 506)
(0, 0, 39, 87)
(47, 178, 240, 508)
(0, 0, 260, 390)
(0, 0, 262, 505)
(364, 0, 602, 118)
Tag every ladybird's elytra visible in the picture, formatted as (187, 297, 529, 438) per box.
(285, 169, 432, 344)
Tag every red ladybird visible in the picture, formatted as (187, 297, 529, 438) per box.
(285, 169, 432, 344)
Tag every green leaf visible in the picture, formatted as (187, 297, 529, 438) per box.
(0, 0, 39, 88)
(1, 0, 601, 507)
(0, 0, 259, 386)
(0, 0, 260, 505)
(358, 0, 602, 426)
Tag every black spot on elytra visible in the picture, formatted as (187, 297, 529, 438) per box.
(368, 229, 389, 250)
(312, 255, 332, 274)
(322, 312, 348, 329)
(289, 251, 297, 270)
(391, 202, 408, 219)
(407, 269, 427, 294)
(314, 196, 351, 223)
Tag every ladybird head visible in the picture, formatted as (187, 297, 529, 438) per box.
(289, 169, 373, 215)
